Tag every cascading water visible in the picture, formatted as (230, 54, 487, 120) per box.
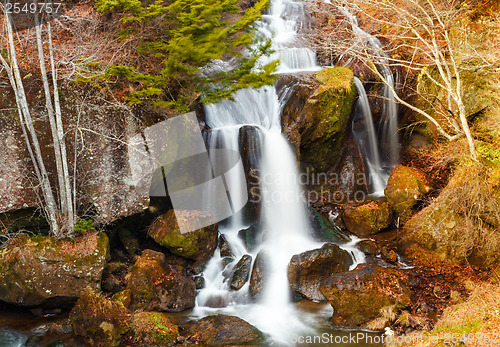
(352, 77, 387, 195)
(192, 0, 337, 344)
(337, 7, 400, 192)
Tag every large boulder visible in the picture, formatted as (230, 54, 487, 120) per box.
(126, 249, 196, 312)
(401, 162, 500, 268)
(320, 264, 411, 328)
(128, 311, 179, 346)
(281, 67, 357, 172)
(341, 200, 392, 236)
(0, 232, 109, 307)
(148, 210, 218, 262)
(189, 315, 265, 346)
(69, 290, 132, 347)
(384, 165, 432, 224)
(288, 243, 352, 301)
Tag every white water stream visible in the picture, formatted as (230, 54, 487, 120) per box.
(193, 0, 343, 344)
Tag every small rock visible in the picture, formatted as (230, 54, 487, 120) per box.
(230, 254, 253, 290)
(128, 311, 179, 345)
(288, 243, 352, 301)
(148, 210, 218, 262)
(384, 165, 432, 224)
(249, 250, 269, 299)
(342, 200, 392, 236)
(126, 249, 196, 312)
(189, 315, 265, 346)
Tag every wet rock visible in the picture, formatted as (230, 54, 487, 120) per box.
(219, 235, 232, 258)
(238, 224, 261, 251)
(0, 232, 109, 307)
(309, 207, 349, 242)
(69, 290, 132, 347)
(128, 311, 179, 346)
(194, 276, 205, 289)
(320, 264, 411, 328)
(249, 250, 269, 299)
(230, 254, 253, 290)
(148, 210, 218, 262)
(281, 67, 357, 172)
(384, 165, 432, 224)
(357, 240, 382, 256)
(117, 228, 140, 255)
(342, 200, 392, 236)
(189, 315, 265, 346)
(126, 249, 196, 312)
(288, 243, 352, 301)
(239, 125, 262, 224)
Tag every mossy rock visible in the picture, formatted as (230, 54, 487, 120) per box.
(342, 200, 392, 236)
(319, 264, 411, 328)
(189, 314, 266, 346)
(401, 161, 500, 268)
(0, 232, 109, 307)
(148, 210, 218, 262)
(300, 67, 357, 171)
(308, 207, 349, 242)
(281, 68, 357, 172)
(69, 290, 132, 347)
(128, 311, 179, 346)
(126, 249, 196, 312)
(384, 165, 432, 224)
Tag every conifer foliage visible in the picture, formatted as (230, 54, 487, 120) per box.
(95, 0, 277, 110)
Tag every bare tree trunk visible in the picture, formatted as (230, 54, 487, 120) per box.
(34, 12, 67, 213)
(2, 9, 60, 234)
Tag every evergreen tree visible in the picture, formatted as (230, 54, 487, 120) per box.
(95, 0, 277, 110)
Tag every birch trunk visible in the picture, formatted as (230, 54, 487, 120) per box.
(3, 9, 60, 234)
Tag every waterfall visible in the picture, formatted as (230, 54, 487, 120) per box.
(338, 7, 400, 175)
(352, 77, 387, 195)
(193, 0, 327, 344)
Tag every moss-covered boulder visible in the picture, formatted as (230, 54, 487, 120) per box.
(0, 232, 109, 307)
(320, 264, 411, 328)
(128, 311, 179, 346)
(342, 201, 392, 236)
(229, 254, 252, 290)
(126, 249, 196, 312)
(281, 67, 357, 171)
(384, 165, 432, 223)
(401, 162, 500, 268)
(288, 243, 352, 301)
(69, 290, 132, 347)
(148, 210, 218, 263)
(189, 315, 265, 346)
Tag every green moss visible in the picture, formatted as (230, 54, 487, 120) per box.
(130, 311, 179, 345)
(74, 218, 95, 234)
(300, 67, 357, 171)
(478, 141, 500, 165)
